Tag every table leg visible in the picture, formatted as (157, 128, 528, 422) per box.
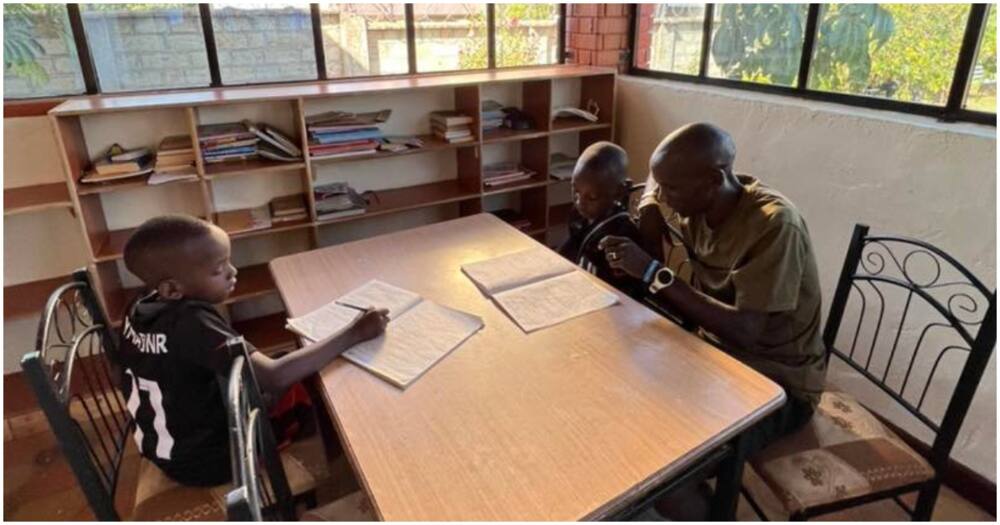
(710, 433, 747, 521)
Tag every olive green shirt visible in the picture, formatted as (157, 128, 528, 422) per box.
(641, 174, 826, 406)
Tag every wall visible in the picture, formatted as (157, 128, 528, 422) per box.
(615, 74, 997, 481)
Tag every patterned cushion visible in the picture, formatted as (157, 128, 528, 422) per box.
(750, 391, 934, 515)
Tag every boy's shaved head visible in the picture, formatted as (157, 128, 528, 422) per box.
(124, 215, 214, 285)
(573, 141, 629, 187)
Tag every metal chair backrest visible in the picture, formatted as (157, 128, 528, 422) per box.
(824, 223, 996, 472)
(224, 338, 295, 521)
(20, 269, 132, 520)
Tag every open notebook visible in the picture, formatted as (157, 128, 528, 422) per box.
(461, 247, 619, 333)
(286, 280, 483, 388)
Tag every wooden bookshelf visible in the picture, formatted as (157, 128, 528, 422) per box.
(4, 183, 73, 216)
(46, 65, 616, 342)
(4, 275, 71, 319)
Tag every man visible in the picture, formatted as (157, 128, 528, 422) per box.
(601, 122, 825, 450)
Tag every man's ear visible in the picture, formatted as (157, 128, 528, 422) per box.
(157, 279, 184, 300)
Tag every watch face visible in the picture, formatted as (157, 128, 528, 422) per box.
(657, 269, 671, 284)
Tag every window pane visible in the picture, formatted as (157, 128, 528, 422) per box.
(496, 4, 560, 68)
(708, 4, 808, 87)
(965, 5, 996, 113)
(212, 3, 316, 85)
(81, 4, 209, 93)
(414, 4, 487, 73)
(3, 4, 85, 98)
(808, 4, 969, 106)
(319, 4, 408, 78)
(634, 4, 705, 75)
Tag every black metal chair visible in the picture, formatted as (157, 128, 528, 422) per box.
(20, 269, 131, 520)
(743, 224, 996, 520)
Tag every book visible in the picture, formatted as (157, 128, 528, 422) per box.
(285, 279, 484, 388)
(215, 205, 272, 235)
(157, 135, 194, 155)
(259, 144, 302, 162)
(243, 120, 302, 158)
(80, 167, 154, 184)
(147, 171, 198, 186)
(315, 182, 367, 217)
(198, 122, 255, 142)
(461, 247, 619, 333)
(310, 128, 384, 144)
(550, 153, 577, 180)
(305, 109, 391, 127)
(429, 110, 473, 127)
(269, 194, 307, 217)
(430, 125, 472, 139)
(110, 147, 152, 163)
(92, 155, 154, 175)
(202, 138, 259, 152)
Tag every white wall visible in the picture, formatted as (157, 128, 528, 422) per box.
(616, 75, 997, 481)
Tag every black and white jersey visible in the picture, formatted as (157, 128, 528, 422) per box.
(117, 293, 243, 486)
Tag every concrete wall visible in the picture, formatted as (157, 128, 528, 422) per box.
(615, 74, 996, 481)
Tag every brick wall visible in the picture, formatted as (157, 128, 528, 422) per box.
(565, 4, 630, 70)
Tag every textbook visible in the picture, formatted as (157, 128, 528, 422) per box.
(215, 205, 271, 234)
(286, 280, 483, 388)
(461, 246, 619, 333)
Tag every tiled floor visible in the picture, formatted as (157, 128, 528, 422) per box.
(4, 411, 993, 521)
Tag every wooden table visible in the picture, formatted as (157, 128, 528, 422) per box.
(269, 213, 785, 521)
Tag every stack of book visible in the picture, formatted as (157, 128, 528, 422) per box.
(483, 162, 536, 188)
(550, 152, 578, 181)
(314, 182, 368, 220)
(198, 123, 259, 163)
(81, 144, 154, 184)
(430, 111, 474, 144)
(269, 194, 308, 223)
(215, 205, 272, 235)
(147, 135, 198, 185)
(243, 120, 302, 162)
(306, 109, 389, 159)
(481, 100, 505, 132)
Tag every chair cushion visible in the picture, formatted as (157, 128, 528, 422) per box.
(750, 391, 934, 515)
(300, 491, 374, 521)
(130, 459, 228, 521)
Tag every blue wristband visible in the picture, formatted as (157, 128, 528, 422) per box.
(642, 260, 662, 285)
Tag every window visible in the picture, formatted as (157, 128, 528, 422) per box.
(211, 3, 316, 85)
(708, 4, 808, 87)
(319, 3, 408, 78)
(3, 4, 85, 98)
(80, 4, 210, 93)
(964, 5, 996, 113)
(413, 3, 487, 73)
(495, 4, 560, 68)
(808, 4, 969, 106)
(634, 4, 705, 75)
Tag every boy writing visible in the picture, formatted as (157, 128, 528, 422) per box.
(117, 215, 388, 487)
(558, 141, 643, 297)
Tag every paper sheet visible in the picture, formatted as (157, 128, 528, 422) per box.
(336, 280, 422, 319)
(286, 302, 361, 342)
(493, 271, 619, 333)
(461, 247, 577, 295)
(342, 301, 484, 388)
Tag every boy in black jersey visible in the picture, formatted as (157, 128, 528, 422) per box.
(558, 141, 643, 298)
(118, 215, 388, 487)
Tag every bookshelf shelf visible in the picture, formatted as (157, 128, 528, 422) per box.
(310, 134, 470, 164)
(482, 176, 553, 197)
(550, 118, 611, 135)
(227, 215, 314, 240)
(76, 170, 201, 195)
(4, 275, 71, 320)
(316, 180, 480, 226)
(225, 263, 276, 304)
(4, 183, 73, 216)
(482, 128, 550, 144)
(94, 227, 137, 262)
(203, 158, 305, 180)
(233, 313, 297, 355)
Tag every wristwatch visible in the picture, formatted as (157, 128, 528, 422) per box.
(648, 266, 676, 295)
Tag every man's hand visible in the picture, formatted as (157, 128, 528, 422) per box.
(348, 308, 390, 344)
(599, 235, 654, 280)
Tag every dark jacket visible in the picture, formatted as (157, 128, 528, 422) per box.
(558, 206, 644, 299)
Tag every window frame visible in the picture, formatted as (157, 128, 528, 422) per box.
(4, 2, 566, 100)
(628, 3, 996, 126)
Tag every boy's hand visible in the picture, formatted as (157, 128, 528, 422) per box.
(599, 235, 654, 279)
(348, 308, 390, 344)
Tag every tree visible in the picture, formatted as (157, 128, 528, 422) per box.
(458, 4, 557, 70)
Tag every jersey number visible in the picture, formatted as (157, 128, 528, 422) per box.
(125, 370, 174, 460)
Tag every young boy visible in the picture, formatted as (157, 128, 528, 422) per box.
(558, 141, 643, 297)
(117, 215, 388, 487)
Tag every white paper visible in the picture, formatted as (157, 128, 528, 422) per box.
(336, 280, 422, 320)
(342, 301, 484, 388)
(461, 247, 576, 295)
(286, 302, 362, 342)
(493, 271, 619, 333)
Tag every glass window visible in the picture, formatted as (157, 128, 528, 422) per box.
(3, 4, 85, 98)
(414, 3, 487, 73)
(708, 4, 808, 87)
(495, 4, 560, 68)
(633, 4, 705, 75)
(212, 3, 316, 85)
(319, 3, 408, 78)
(964, 5, 996, 113)
(808, 4, 969, 106)
(80, 4, 209, 93)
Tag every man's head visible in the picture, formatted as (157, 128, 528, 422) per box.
(572, 141, 630, 221)
(123, 215, 237, 304)
(649, 122, 736, 218)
